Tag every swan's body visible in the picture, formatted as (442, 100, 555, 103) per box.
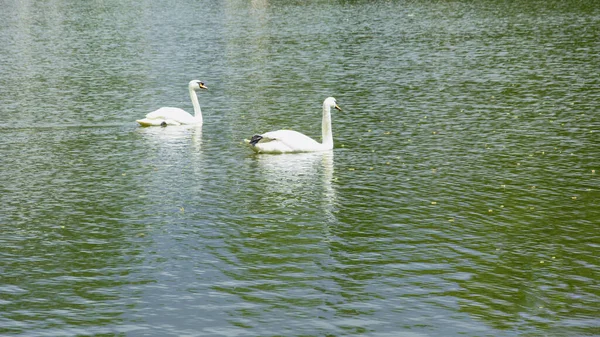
(136, 80, 207, 126)
(247, 97, 342, 154)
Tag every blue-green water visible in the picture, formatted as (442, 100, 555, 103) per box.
(1, 0, 599, 336)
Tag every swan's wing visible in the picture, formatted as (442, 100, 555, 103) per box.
(145, 107, 183, 119)
(262, 130, 318, 146)
(144, 107, 197, 124)
(249, 130, 321, 153)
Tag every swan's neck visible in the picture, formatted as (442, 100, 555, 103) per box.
(321, 104, 333, 149)
(189, 87, 202, 124)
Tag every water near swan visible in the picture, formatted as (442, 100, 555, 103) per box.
(1, 1, 598, 336)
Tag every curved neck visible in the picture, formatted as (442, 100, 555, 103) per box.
(321, 103, 333, 149)
(189, 87, 202, 123)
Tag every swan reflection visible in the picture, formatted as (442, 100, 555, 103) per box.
(253, 151, 336, 226)
(135, 124, 203, 151)
(257, 150, 332, 173)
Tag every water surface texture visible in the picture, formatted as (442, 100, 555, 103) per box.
(1, 0, 599, 336)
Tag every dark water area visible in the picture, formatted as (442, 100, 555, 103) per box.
(1, 0, 598, 336)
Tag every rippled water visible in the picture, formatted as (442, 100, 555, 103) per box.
(1, 0, 599, 336)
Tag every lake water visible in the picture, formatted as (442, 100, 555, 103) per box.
(1, 0, 599, 336)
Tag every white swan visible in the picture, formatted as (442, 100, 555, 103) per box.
(136, 80, 207, 126)
(246, 97, 342, 153)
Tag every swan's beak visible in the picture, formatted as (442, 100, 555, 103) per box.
(334, 104, 342, 111)
(199, 83, 208, 90)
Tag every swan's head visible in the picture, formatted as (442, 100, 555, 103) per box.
(324, 97, 342, 111)
(189, 80, 208, 90)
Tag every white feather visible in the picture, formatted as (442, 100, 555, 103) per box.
(247, 97, 341, 154)
(137, 80, 207, 127)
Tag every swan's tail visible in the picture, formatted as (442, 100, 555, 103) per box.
(249, 135, 263, 146)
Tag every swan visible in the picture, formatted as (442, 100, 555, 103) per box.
(136, 80, 207, 126)
(246, 97, 342, 154)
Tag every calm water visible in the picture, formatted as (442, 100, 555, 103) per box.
(1, 0, 599, 336)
